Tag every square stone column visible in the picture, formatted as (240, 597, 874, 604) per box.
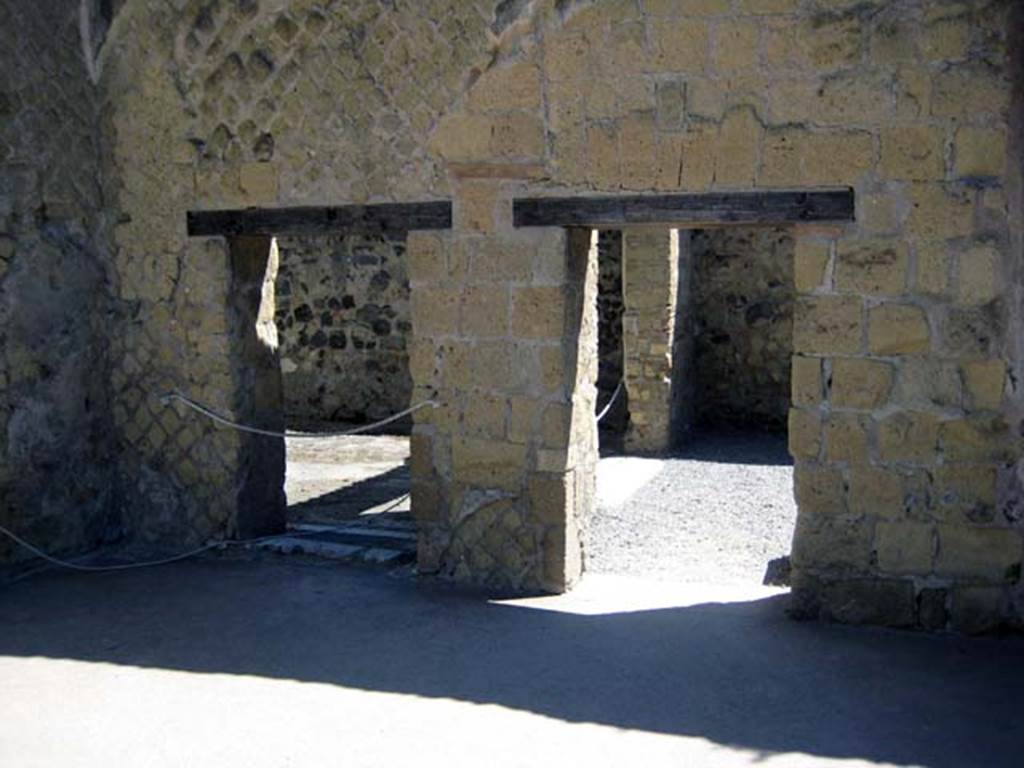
(621, 227, 683, 453)
(406, 180, 598, 593)
(226, 235, 286, 538)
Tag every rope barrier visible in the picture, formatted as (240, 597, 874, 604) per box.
(0, 524, 328, 577)
(596, 380, 623, 424)
(161, 391, 438, 439)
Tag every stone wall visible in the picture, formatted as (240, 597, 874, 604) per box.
(0, 0, 116, 564)
(430, 0, 1024, 626)
(16, 0, 1017, 631)
(692, 227, 794, 430)
(407, 207, 597, 593)
(274, 233, 412, 424)
(98, 0, 511, 548)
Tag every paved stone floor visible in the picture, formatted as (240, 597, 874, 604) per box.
(2, 561, 1022, 767)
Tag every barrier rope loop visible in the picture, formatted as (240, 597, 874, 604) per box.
(596, 380, 623, 424)
(161, 391, 438, 439)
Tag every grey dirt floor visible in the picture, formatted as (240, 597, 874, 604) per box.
(590, 429, 797, 583)
(2, 560, 1023, 767)
(3, 430, 1023, 766)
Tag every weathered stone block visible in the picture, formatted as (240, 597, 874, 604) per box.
(451, 437, 527, 490)
(406, 232, 446, 284)
(935, 525, 1022, 582)
(894, 358, 960, 408)
(835, 239, 907, 295)
(791, 515, 871, 571)
(941, 303, 1002, 357)
(939, 416, 1012, 462)
(794, 462, 844, 517)
(831, 357, 893, 410)
(931, 65, 1009, 121)
(460, 285, 508, 337)
(917, 587, 949, 631)
(877, 411, 940, 463)
(879, 126, 945, 181)
(954, 126, 1005, 178)
(876, 521, 934, 575)
(462, 393, 508, 440)
(788, 410, 822, 460)
(848, 465, 927, 519)
(961, 359, 1005, 410)
(793, 239, 830, 293)
(825, 413, 871, 464)
(791, 356, 822, 407)
(957, 243, 1001, 306)
(411, 288, 461, 337)
(950, 586, 1004, 633)
(932, 464, 997, 524)
(905, 184, 974, 240)
(238, 162, 278, 204)
(868, 304, 930, 355)
(511, 286, 567, 340)
(817, 578, 918, 627)
(528, 472, 573, 526)
(914, 240, 952, 296)
(793, 296, 862, 355)
(712, 19, 760, 72)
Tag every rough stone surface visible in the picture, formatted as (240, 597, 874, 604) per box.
(274, 233, 412, 424)
(0, 0, 116, 563)
(1, 0, 1022, 632)
(692, 227, 794, 430)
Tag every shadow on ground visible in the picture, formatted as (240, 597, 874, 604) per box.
(288, 464, 410, 521)
(2, 560, 1022, 766)
(675, 427, 793, 466)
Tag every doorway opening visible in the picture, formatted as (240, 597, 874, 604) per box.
(588, 226, 798, 586)
(263, 232, 416, 564)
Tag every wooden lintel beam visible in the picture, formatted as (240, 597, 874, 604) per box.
(187, 201, 452, 237)
(512, 189, 855, 228)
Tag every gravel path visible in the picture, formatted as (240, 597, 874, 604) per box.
(588, 431, 796, 585)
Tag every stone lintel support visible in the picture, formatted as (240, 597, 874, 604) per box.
(406, 191, 598, 593)
(622, 227, 681, 453)
(226, 235, 286, 538)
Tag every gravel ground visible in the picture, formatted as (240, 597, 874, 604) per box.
(588, 430, 796, 585)
(282, 428, 796, 584)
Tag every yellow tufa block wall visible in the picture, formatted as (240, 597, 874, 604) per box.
(98, 0, 1024, 627)
(423, 0, 1024, 627)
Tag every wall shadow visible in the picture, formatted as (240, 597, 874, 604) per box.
(673, 427, 792, 466)
(2, 561, 1022, 766)
(288, 464, 410, 521)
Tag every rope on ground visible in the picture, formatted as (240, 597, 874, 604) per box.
(596, 380, 624, 424)
(161, 391, 438, 438)
(0, 523, 329, 577)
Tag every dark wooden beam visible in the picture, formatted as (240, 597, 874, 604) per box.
(512, 189, 855, 228)
(187, 201, 452, 237)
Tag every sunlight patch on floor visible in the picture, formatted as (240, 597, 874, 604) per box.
(492, 573, 788, 616)
(0, 656, 899, 768)
(596, 456, 664, 506)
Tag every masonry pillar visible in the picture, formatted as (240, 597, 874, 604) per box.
(226, 235, 286, 538)
(406, 180, 597, 593)
(621, 227, 682, 453)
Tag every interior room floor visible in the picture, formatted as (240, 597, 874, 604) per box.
(591, 429, 795, 584)
(286, 428, 796, 585)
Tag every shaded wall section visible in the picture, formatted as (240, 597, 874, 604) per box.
(691, 227, 794, 430)
(0, 0, 115, 563)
